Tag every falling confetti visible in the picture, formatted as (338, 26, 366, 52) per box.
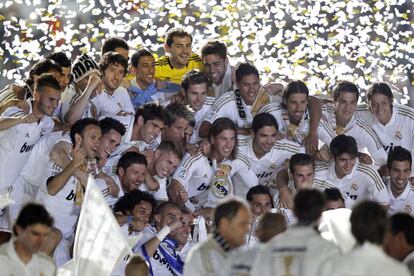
(0, 0, 413, 103)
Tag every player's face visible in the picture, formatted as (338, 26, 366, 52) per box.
(114, 47, 129, 61)
(101, 63, 125, 92)
(157, 206, 182, 230)
(286, 93, 308, 124)
(203, 54, 227, 85)
(135, 55, 155, 87)
(292, 164, 314, 190)
(97, 129, 122, 159)
(334, 91, 357, 123)
(253, 126, 278, 154)
(163, 117, 190, 141)
(237, 74, 261, 106)
(166, 36, 192, 67)
(212, 129, 236, 160)
(16, 223, 51, 254)
(185, 83, 208, 111)
(383, 229, 404, 261)
(81, 125, 102, 159)
(120, 163, 147, 192)
(250, 194, 273, 217)
(334, 153, 357, 177)
(369, 93, 393, 125)
(154, 150, 181, 178)
(138, 118, 165, 144)
(171, 213, 193, 245)
(132, 200, 153, 224)
(224, 206, 251, 247)
(390, 160, 411, 193)
(35, 86, 61, 116)
(60, 67, 71, 89)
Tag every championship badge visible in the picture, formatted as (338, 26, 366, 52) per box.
(211, 164, 232, 199)
(395, 130, 402, 140)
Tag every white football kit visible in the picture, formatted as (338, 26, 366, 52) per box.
(384, 177, 414, 216)
(188, 96, 214, 144)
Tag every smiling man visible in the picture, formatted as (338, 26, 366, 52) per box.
(155, 28, 204, 85)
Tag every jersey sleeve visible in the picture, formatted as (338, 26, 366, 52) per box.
(364, 167, 390, 205)
(204, 97, 235, 124)
(317, 119, 336, 146)
(172, 153, 201, 189)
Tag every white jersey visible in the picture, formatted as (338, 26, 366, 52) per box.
(60, 90, 97, 123)
(0, 100, 54, 192)
(188, 96, 215, 144)
(184, 235, 234, 276)
(250, 226, 339, 276)
(371, 104, 414, 154)
(212, 63, 233, 97)
(320, 242, 410, 276)
(314, 161, 390, 206)
(92, 87, 135, 140)
(173, 152, 258, 209)
(237, 137, 303, 186)
(204, 90, 253, 128)
(8, 131, 67, 225)
(0, 240, 56, 276)
(385, 177, 414, 216)
(322, 103, 387, 166)
(221, 245, 262, 276)
(139, 175, 168, 201)
(259, 103, 335, 146)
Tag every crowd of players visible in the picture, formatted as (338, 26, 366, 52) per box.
(0, 27, 414, 275)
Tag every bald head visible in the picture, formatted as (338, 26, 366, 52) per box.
(256, 213, 287, 243)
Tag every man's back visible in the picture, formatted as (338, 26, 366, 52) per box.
(251, 226, 339, 276)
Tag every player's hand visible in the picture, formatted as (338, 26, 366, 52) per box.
(87, 74, 102, 95)
(129, 216, 148, 231)
(279, 187, 294, 209)
(358, 152, 373, 165)
(142, 149, 154, 164)
(175, 188, 189, 203)
(263, 82, 284, 96)
(168, 219, 183, 231)
(199, 139, 211, 156)
(72, 137, 86, 168)
(16, 100, 30, 114)
(185, 143, 201, 157)
(105, 177, 120, 197)
(304, 131, 318, 155)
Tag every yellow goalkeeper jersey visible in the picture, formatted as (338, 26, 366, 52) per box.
(155, 53, 204, 84)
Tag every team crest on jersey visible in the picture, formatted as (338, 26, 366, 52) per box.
(351, 183, 358, 191)
(405, 205, 412, 214)
(395, 130, 402, 140)
(211, 164, 232, 199)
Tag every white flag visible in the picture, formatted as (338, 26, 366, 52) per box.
(73, 175, 132, 276)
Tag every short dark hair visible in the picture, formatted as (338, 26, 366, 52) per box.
(48, 52, 72, 68)
(181, 70, 210, 93)
(113, 190, 157, 217)
(330, 134, 358, 159)
(27, 59, 62, 87)
(252, 113, 278, 134)
(387, 146, 412, 170)
(201, 40, 227, 60)
(246, 185, 274, 208)
(100, 117, 126, 137)
(156, 140, 184, 161)
(235, 62, 259, 83)
(135, 103, 168, 125)
(389, 213, 414, 245)
(117, 152, 148, 175)
(351, 201, 388, 245)
(155, 201, 181, 215)
(213, 197, 249, 229)
(282, 80, 309, 105)
(101, 37, 129, 55)
(99, 51, 128, 76)
(367, 82, 394, 102)
(14, 203, 53, 236)
(323, 188, 344, 203)
(34, 73, 62, 93)
(289, 153, 315, 174)
(165, 28, 192, 47)
(70, 118, 100, 145)
(209, 117, 238, 160)
(165, 103, 195, 127)
(131, 49, 153, 68)
(332, 81, 359, 102)
(293, 189, 325, 225)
